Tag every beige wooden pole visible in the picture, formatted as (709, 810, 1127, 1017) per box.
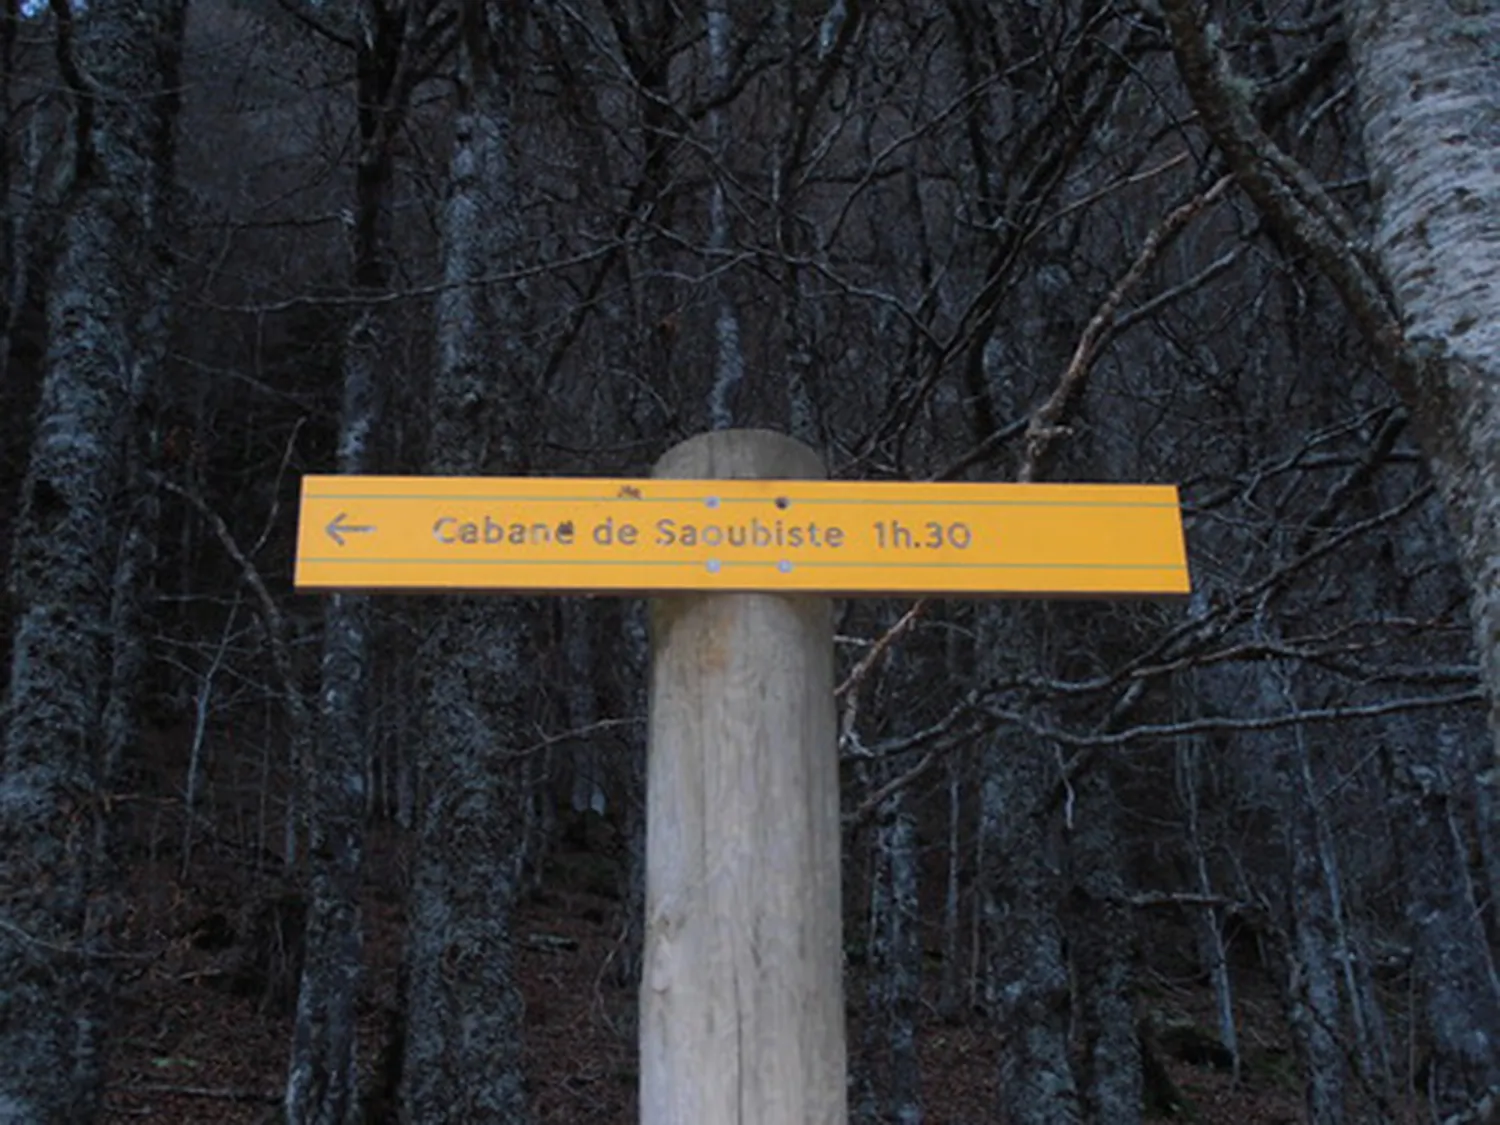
(641, 429, 847, 1125)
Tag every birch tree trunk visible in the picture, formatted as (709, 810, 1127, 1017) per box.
(400, 4, 530, 1120)
(1344, 0, 1500, 806)
(1160, 10, 1500, 1108)
(0, 1, 186, 1120)
(1344, 14, 1500, 1113)
(1162, 0, 1500, 889)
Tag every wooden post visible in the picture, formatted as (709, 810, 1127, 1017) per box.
(641, 429, 847, 1125)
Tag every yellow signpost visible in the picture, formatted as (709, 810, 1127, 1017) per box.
(294, 473, 1189, 596)
(292, 431, 1192, 1125)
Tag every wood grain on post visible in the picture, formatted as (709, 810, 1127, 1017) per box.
(641, 429, 847, 1125)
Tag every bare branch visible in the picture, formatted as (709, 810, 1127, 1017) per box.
(272, 0, 357, 51)
(152, 475, 309, 742)
(991, 689, 1486, 753)
(1019, 174, 1234, 481)
(836, 600, 928, 700)
(1157, 1, 1420, 393)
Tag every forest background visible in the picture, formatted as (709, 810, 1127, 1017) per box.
(1, 1, 1498, 1123)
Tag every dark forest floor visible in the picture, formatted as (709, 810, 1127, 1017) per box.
(95, 819, 1384, 1125)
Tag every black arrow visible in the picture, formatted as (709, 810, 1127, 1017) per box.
(326, 512, 375, 547)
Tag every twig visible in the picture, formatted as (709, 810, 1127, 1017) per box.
(203, 243, 622, 316)
(508, 716, 643, 759)
(836, 601, 931, 780)
(122, 1082, 277, 1104)
(843, 697, 985, 828)
(248, 417, 306, 558)
(0, 917, 157, 963)
(847, 750, 936, 827)
(1125, 891, 1252, 910)
(1158, 1, 1410, 383)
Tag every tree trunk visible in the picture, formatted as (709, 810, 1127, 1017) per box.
(1163, 0, 1500, 883)
(1298, 727, 1394, 1114)
(1281, 732, 1349, 1125)
(1065, 763, 1142, 1125)
(1175, 731, 1240, 1083)
(399, 6, 531, 1120)
(564, 600, 605, 817)
(290, 310, 381, 1116)
(1461, 721, 1500, 944)
(0, 0, 18, 387)
(1385, 733, 1500, 1118)
(939, 747, 965, 1022)
(859, 784, 924, 1125)
(1340, 10, 1500, 1094)
(771, 0, 837, 449)
(980, 707, 1082, 1125)
(286, 2, 413, 1119)
(403, 601, 531, 1123)
(705, 0, 745, 429)
(613, 599, 650, 996)
(1344, 0, 1500, 857)
(0, 1, 186, 1120)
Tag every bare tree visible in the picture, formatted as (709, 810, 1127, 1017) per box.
(1159, 0, 1500, 861)
(2, 0, 1495, 1120)
(1159, 3, 1500, 1114)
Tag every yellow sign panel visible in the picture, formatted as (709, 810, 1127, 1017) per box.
(293, 475, 1189, 597)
